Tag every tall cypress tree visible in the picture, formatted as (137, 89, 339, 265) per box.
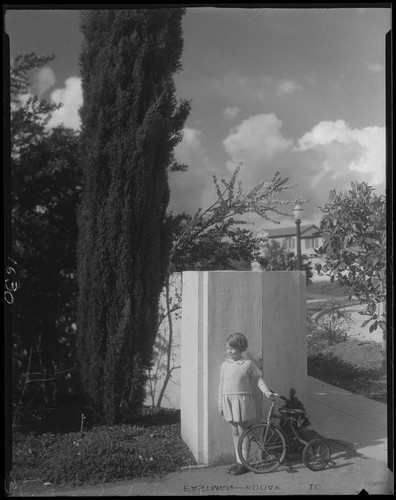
(77, 9, 190, 424)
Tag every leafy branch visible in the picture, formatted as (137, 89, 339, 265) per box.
(169, 163, 299, 266)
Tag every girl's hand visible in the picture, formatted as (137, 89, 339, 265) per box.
(265, 391, 274, 399)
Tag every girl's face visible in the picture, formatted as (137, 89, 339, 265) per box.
(226, 343, 242, 361)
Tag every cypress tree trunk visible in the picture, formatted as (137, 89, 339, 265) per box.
(77, 8, 190, 424)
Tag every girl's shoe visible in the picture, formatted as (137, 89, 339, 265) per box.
(230, 463, 249, 475)
(227, 462, 239, 473)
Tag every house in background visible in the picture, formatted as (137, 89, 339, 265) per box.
(263, 224, 322, 255)
(252, 224, 325, 279)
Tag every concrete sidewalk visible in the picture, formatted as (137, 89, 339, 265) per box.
(306, 376, 389, 463)
(10, 377, 393, 496)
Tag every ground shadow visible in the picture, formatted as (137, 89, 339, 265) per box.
(282, 435, 369, 474)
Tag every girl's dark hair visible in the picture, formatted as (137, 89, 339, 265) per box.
(226, 332, 248, 352)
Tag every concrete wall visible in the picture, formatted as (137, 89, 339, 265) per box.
(181, 271, 306, 465)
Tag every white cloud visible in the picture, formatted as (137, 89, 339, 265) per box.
(296, 119, 385, 187)
(221, 114, 295, 222)
(223, 113, 293, 170)
(297, 119, 351, 149)
(218, 117, 385, 226)
(170, 116, 295, 224)
(170, 117, 386, 226)
(31, 66, 56, 97)
(176, 127, 203, 153)
(366, 62, 384, 73)
(46, 77, 82, 131)
(275, 79, 302, 96)
(223, 106, 241, 120)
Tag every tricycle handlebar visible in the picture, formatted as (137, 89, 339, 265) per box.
(269, 391, 288, 402)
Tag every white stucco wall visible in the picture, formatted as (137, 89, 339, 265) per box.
(260, 272, 307, 402)
(181, 271, 307, 465)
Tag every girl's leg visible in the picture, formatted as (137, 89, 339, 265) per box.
(229, 422, 241, 463)
(237, 422, 250, 463)
(229, 421, 250, 475)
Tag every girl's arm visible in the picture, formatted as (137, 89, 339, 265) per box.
(249, 361, 273, 399)
(258, 377, 273, 399)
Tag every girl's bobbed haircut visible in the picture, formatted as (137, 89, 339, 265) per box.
(226, 332, 248, 352)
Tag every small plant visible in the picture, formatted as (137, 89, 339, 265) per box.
(308, 301, 352, 353)
(80, 413, 86, 437)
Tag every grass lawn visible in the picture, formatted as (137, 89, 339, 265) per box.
(306, 281, 387, 405)
(308, 339, 387, 404)
(8, 407, 196, 495)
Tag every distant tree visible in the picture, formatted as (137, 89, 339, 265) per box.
(10, 54, 61, 157)
(256, 239, 313, 283)
(76, 9, 190, 424)
(316, 182, 386, 360)
(10, 54, 82, 425)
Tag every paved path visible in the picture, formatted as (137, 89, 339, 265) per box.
(13, 456, 392, 496)
(306, 377, 389, 463)
(10, 377, 393, 497)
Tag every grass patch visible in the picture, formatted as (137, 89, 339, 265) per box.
(9, 407, 196, 493)
(307, 280, 349, 299)
(308, 339, 387, 404)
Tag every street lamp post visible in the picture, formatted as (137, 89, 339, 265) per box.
(293, 204, 303, 270)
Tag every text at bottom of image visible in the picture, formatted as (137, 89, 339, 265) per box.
(183, 483, 322, 493)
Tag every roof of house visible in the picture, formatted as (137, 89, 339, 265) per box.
(262, 224, 321, 239)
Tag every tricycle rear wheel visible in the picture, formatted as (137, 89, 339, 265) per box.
(302, 438, 331, 471)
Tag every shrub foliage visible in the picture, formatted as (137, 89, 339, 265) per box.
(317, 182, 386, 332)
(76, 9, 190, 424)
(11, 421, 196, 486)
(10, 54, 82, 426)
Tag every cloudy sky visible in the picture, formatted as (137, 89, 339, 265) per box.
(5, 6, 391, 230)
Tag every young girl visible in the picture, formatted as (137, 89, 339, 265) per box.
(218, 332, 273, 475)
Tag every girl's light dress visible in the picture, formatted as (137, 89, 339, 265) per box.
(218, 358, 269, 423)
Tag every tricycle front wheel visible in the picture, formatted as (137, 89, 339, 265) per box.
(238, 424, 286, 473)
